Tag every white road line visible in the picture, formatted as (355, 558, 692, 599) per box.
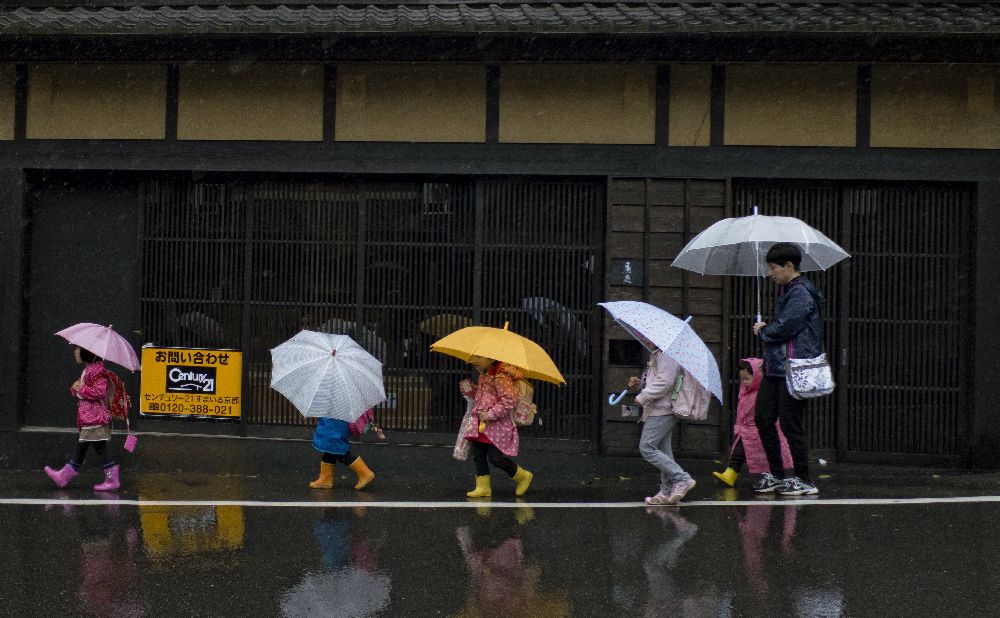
(1, 496, 999, 508)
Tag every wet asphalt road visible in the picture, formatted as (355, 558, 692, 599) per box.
(2, 431, 1000, 617)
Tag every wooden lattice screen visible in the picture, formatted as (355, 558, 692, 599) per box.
(139, 177, 602, 442)
(731, 181, 972, 461)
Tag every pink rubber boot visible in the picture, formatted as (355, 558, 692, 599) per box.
(44, 464, 79, 488)
(94, 465, 121, 492)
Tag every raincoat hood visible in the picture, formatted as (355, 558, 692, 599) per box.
(790, 276, 827, 312)
(739, 358, 763, 397)
(491, 362, 524, 381)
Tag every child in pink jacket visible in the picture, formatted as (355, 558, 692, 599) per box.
(631, 349, 697, 506)
(460, 355, 534, 499)
(713, 358, 793, 487)
(44, 347, 121, 491)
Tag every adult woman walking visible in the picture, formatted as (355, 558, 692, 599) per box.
(752, 242, 826, 496)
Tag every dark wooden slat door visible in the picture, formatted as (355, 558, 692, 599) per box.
(845, 184, 972, 458)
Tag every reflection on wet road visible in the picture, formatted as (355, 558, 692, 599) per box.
(3, 492, 1000, 617)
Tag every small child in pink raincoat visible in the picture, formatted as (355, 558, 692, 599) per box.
(44, 347, 121, 491)
(712, 358, 793, 487)
(459, 355, 534, 499)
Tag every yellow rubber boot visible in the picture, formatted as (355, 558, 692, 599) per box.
(309, 462, 335, 489)
(348, 457, 375, 491)
(512, 466, 534, 497)
(466, 475, 492, 498)
(712, 467, 739, 487)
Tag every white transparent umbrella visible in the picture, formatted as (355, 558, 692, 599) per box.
(317, 318, 386, 363)
(671, 207, 849, 321)
(599, 301, 723, 404)
(280, 567, 391, 617)
(270, 330, 386, 422)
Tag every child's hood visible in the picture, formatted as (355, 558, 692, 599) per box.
(493, 362, 524, 381)
(740, 357, 764, 394)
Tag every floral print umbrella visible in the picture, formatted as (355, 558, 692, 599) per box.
(599, 301, 723, 403)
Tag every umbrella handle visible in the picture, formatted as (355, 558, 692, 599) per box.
(608, 389, 628, 405)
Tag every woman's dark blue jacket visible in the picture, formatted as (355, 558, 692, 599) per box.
(758, 276, 826, 378)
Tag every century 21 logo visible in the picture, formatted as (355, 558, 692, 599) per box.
(166, 365, 217, 394)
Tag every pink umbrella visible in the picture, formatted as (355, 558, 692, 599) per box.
(55, 323, 141, 372)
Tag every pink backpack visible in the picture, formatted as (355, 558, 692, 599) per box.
(671, 370, 710, 421)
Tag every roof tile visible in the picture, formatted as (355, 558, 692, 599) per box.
(0, 3, 999, 36)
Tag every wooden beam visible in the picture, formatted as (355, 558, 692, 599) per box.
(165, 64, 180, 141)
(856, 64, 872, 149)
(710, 65, 725, 147)
(323, 63, 337, 143)
(655, 64, 670, 148)
(485, 64, 500, 144)
(0, 168, 25, 429)
(13, 64, 27, 141)
(2, 141, 1000, 182)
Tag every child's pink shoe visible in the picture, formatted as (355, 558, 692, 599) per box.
(94, 465, 121, 491)
(668, 478, 697, 504)
(44, 464, 79, 488)
(644, 492, 672, 506)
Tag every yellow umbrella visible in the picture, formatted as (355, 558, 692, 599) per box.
(430, 322, 566, 385)
(419, 313, 473, 339)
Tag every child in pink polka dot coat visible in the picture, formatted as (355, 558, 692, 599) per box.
(460, 355, 534, 499)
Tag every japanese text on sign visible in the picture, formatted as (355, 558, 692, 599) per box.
(140, 347, 242, 419)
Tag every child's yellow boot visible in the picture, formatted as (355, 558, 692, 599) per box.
(512, 466, 534, 497)
(309, 462, 335, 489)
(348, 456, 375, 490)
(466, 475, 491, 498)
(712, 467, 739, 487)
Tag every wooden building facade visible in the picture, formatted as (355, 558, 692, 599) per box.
(0, 0, 997, 466)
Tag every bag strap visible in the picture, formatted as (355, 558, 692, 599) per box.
(671, 370, 684, 401)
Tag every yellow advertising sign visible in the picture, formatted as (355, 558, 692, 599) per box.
(140, 347, 242, 419)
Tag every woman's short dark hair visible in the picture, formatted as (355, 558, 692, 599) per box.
(765, 242, 802, 269)
(738, 360, 754, 374)
(78, 348, 102, 363)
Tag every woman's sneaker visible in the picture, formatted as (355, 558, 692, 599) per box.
(752, 473, 783, 493)
(777, 477, 819, 496)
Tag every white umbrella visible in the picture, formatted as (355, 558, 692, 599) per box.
(598, 301, 723, 403)
(270, 330, 386, 422)
(280, 567, 391, 618)
(317, 318, 387, 363)
(671, 207, 849, 320)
